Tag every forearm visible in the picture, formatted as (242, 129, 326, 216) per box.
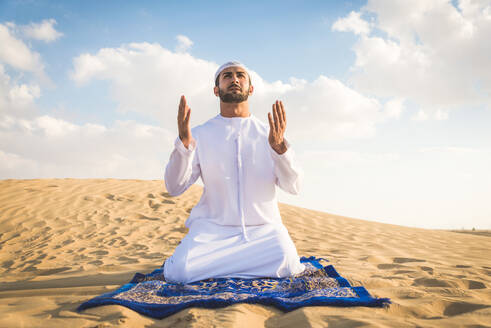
(270, 139, 303, 194)
(164, 137, 197, 196)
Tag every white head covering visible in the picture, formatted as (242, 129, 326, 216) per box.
(214, 61, 249, 83)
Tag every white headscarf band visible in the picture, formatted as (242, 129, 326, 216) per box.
(214, 61, 249, 82)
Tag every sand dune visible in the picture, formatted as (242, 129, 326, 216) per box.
(0, 179, 489, 327)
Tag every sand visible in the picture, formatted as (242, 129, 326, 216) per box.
(0, 178, 489, 327)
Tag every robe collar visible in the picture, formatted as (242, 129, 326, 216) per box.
(216, 113, 253, 122)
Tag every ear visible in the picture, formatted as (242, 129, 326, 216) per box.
(213, 86, 219, 97)
(248, 84, 254, 95)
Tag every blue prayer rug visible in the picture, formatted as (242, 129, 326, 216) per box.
(77, 256, 390, 319)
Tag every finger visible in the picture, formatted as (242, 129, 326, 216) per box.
(271, 103, 277, 133)
(178, 96, 185, 120)
(279, 101, 286, 129)
(267, 112, 274, 132)
(280, 101, 286, 123)
(273, 101, 280, 133)
(185, 108, 191, 125)
(276, 101, 283, 132)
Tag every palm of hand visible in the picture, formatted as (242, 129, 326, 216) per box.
(268, 100, 287, 154)
(178, 95, 193, 148)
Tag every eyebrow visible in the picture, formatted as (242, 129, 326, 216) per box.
(223, 71, 246, 76)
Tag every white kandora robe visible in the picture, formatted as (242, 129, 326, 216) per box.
(163, 113, 306, 284)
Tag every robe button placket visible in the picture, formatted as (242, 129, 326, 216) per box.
(236, 125, 249, 242)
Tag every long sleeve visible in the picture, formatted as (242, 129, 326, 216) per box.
(164, 137, 201, 196)
(269, 138, 303, 195)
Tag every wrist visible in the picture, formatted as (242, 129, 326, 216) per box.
(271, 141, 287, 154)
(179, 135, 193, 149)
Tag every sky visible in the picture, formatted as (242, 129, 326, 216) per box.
(1, 0, 490, 230)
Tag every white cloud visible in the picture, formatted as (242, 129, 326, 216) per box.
(413, 109, 429, 121)
(0, 114, 175, 179)
(21, 19, 63, 42)
(0, 23, 44, 74)
(418, 146, 486, 154)
(300, 149, 400, 170)
(332, 0, 491, 118)
(8, 83, 41, 105)
(71, 41, 384, 142)
(175, 35, 193, 53)
(0, 149, 37, 172)
(332, 11, 371, 35)
(249, 75, 382, 141)
(70, 42, 218, 128)
(411, 107, 448, 121)
(70, 53, 109, 85)
(0, 64, 40, 118)
(383, 98, 404, 119)
(35, 115, 78, 137)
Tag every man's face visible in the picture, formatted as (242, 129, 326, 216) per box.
(215, 67, 253, 103)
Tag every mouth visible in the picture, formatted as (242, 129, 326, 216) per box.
(229, 86, 241, 91)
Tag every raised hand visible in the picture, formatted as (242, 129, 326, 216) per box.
(177, 95, 194, 149)
(268, 100, 288, 154)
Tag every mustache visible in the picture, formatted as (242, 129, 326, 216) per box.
(229, 85, 242, 90)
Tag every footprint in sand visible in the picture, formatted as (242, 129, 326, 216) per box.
(173, 226, 189, 233)
(148, 200, 162, 210)
(462, 280, 486, 289)
(378, 263, 405, 270)
(89, 260, 104, 266)
(127, 213, 160, 221)
(1, 260, 14, 269)
(130, 244, 149, 251)
(420, 266, 434, 274)
(62, 239, 75, 246)
(117, 256, 139, 264)
(393, 270, 416, 275)
(456, 264, 471, 268)
(141, 252, 164, 260)
(105, 193, 116, 200)
(105, 193, 127, 201)
(413, 277, 451, 287)
(442, 301, 489, 316)
(393, 257, 426, 264)
(90, 250, 109, 256)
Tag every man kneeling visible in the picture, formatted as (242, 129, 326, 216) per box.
(163, 61, 306, 284)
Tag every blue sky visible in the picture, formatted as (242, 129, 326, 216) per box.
(2, 1, 361, 78)
(1, 0, 490, 229)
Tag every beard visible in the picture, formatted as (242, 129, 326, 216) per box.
(218, 86, 249, 103)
